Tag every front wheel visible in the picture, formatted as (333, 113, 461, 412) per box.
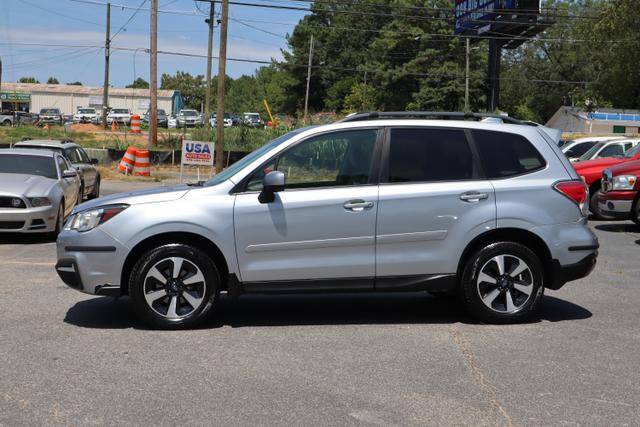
(88, 176, 100, 200)
(460, 242, 545, 324)
(48, 201, 65, 239)
(129, 244, 220, 329)
(631, 199, 640, 226)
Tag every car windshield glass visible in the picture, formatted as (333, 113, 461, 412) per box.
(205, 128, 312, 187)
(112, 109, 129, 114)
(78, 109, 94, 114)
(622, 143, 640, 158)
(181, 110, 198, 116)
(157, 109, 166, 115)
(0, 154, 57, 179)
(579, 141, 606, 161)
(41, 109, 60, 115)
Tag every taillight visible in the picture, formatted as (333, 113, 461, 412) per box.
(554, 180, 588, 215)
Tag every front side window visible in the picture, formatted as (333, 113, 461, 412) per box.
(598, 143, 624, 158)
(56, 156, 67, 176)
(473, 130, 545, 178)
(64, 148, 81, 163)
(564, 141, 594, 158)
(245, 129, 378, 191)
(387, 128, 474, 183)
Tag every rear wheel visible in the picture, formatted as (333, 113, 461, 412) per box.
(88, 176, 100, 200)
(129, 244, 219, 329)
(631, 199, 640, 226)
(589, 189, 614, 220)
(460, 242, 545, 324)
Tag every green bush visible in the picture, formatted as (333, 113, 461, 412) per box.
(189, 125, 294, 152)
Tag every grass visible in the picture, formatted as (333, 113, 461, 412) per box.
(97, 165, 171, 182)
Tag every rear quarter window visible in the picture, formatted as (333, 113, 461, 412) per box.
(472, 130, 546, 178)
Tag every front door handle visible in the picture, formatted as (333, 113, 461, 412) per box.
(344, 199, 374, 212)
(460, 192, 488, 202)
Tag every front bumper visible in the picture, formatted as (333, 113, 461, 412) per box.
(55, 228, 129, 295)
(0, 205, 58, 232)
(597, 191, 636, 219)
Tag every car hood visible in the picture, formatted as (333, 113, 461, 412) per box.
(75, 184, 191, 212)
(0, 173, 56, 196)
(607, 159, 640, 176)
(573, 157, 625, 172)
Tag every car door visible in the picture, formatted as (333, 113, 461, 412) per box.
(233, 128, 381, 289)
(76, 147, 97, 190)
(375, 127, 496, 287)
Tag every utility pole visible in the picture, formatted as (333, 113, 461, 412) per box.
(464, 37, 470, 111)
(204, 1, 215, 126)
(101, 2, 111, 128)
(149, 0, 158, 146)
(303, 34, 314, 124)
(215, 0, 229, 173)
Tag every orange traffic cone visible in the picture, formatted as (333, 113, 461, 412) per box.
(117, 146, 137, 174)
(43, 123, 50, 130)
(133, 149, 150, 176)
(111, 120, 118, 132)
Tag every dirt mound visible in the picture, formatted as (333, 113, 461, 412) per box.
(71, 123, 104, 132)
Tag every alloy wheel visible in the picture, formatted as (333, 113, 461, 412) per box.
(143, 257, 207, 320)
(476, 254, 534, 314)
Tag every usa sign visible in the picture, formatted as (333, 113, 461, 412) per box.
(181, 140, 214, 166)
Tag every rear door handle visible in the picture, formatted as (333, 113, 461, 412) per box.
(460, 192, 488, 202)
(344, 199, 374, 212)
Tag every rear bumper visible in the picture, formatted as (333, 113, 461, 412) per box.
(547, 251, 598, 290)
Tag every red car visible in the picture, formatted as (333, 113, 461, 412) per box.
(573, 143, 640, 218)
(597, 160, 640, 224)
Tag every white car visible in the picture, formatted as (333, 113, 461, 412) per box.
(177, 109, 202, 127)
(576, 139, 640, 162)
(167, 115, 177, 129)
(73, 108, 99, 124)
(562, 136, 624, 162)
(106, 108, 132, 125)
(209, 113, 233, 128)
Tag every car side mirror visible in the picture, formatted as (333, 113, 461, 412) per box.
(62, 169, 77, 179)
(258, 170, 285, 204)
(90, 158, 99, 165)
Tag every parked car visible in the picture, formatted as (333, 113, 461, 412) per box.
(55, 112, 598, 328)
(177, 109, 202, 127)
(243, 112, 264, 127)
(39, 108, 64, 125)
(73, 107, 99, 124)
(573, 141, 640, 219)
(0, 149, 80, 235)
(209, 113, 233, 128)
(576, 139, 639, 163)
(561, 136, 624, 162)
(598, 161, 640, 224)
(167, 114, 178, 129)
(142, 109, 169, 127)
(106, 108, 132, 125)
(0, 111, 38, 126)
(13, 140, 101, 201)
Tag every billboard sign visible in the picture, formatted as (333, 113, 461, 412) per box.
(454, 0, 518, 34)
(181, 140, 213, 166)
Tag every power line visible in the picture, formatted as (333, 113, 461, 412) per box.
(17, 0, 103, 26)
(111, 0, 148, 41)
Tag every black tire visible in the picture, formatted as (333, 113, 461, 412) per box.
(631, 199, 640, 226)
(589, 189, 614, 220)
(460, 242, 545, 324)
(129, 244, 220, 329)
(48, 201, 64, 239)
(2, 120, 11, 126)
(77, 184, 84, 205)
(88, 176, 100, 200)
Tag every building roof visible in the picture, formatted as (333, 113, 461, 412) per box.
(547, 106, 640, 128)
(0, 82, 175, 98)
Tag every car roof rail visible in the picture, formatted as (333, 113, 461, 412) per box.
(337, 111, 533, 126)
(21, 137, 32, 141)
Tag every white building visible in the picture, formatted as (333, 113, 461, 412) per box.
(0, 82, 181, 116)
(547, 106, 640, 135)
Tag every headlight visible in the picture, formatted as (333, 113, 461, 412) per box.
(612, 175, 637, 190)
(65, 204, 128, 232)
(28, 197, 51, 207)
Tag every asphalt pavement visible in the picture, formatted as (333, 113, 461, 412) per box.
(1, 180, 639, 426)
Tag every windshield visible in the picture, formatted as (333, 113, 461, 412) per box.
(181, 110, 198, 117)
(0, 154, 57, 179)
(579, 141, 606, 161)
(622, 143, 640, 158)
(157, 109, 166, 116)
(112, 109, 129, 114)
(205, 128, 311, 187)
(40, 108, 60, 115)
(78, 109, 95, 114)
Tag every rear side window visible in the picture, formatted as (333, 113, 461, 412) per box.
(472, 130, 545, 178)
(387, 128, 474, 182)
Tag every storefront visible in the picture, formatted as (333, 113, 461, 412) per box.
(0, 91, 31, 113)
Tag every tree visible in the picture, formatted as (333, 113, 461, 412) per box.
(46, 77, 59, 84)
(126, 77, 150, 89)
(67, 81, 83, 86)
(160, 71, 205, 110)
(18, 77, 39, 83)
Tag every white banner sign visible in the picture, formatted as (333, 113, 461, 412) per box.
(181, 140, 213, 166)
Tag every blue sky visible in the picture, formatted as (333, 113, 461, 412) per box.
(0, 0, 307, 87)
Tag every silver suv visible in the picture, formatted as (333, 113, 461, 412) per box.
(55, 112, 598, 328)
